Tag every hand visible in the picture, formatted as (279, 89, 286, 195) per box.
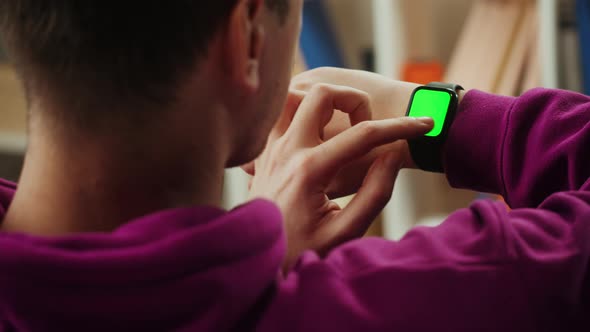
(243, 67, 421, 198)
(248, 84, 433, 270)
(292, 68, 424, 198)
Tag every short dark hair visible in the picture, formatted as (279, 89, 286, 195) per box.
(0, 0, 289, 127)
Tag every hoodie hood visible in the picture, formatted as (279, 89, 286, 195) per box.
(0, 179, 285, 331)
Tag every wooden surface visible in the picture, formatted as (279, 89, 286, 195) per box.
(496, 2, 536, 95)
(446, 0, 526, 93)
(0, 64, 27, 134)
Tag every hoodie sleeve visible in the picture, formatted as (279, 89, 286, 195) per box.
(258, 89, 590, 332)
(445, 88, 590, 208)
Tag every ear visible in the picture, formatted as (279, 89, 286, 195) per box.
(225, 0, 266, 92)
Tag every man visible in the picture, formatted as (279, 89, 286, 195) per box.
(0, 0, 588, 331)
(0, 0, 430, 329)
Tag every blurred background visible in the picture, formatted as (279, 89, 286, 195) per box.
(0, 0, 586, 239)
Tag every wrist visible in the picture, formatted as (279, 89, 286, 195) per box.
(440, 88, 468, 170)
(458, 89, 467, 104)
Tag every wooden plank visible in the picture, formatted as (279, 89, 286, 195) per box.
(521, 3, 541, 93)
(496, 1, 536, 96)
(445, 0, 487, 88)
(446, 0, 524, 93)
(521, 39, 541, 93)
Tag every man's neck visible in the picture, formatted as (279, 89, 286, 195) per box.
(1, 122, 228, 236)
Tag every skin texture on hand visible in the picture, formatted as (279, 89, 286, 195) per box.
(289, 67, 421, 198)
(248, 83, 433, 271)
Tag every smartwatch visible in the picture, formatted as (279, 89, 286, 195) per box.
(405, 82, 464, 173)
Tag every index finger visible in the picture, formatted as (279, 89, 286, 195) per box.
(310, 117, 434, 182)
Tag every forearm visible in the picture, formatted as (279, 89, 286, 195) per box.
(446, 88, 590, 208)
(262, 191, 590, 331)
(292, 69, 589, 204)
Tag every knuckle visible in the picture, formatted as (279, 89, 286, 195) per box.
(354, 121, 379, 138)
(297, 151, 317, 168)
(309, 83, 334, 97)
(358, 90, 371, 104)
(344, 88, 371, 110)
(349, 87, 369, 100)
(292, 151, 318, 179)
(274, 137, 295, 156)
(353, 90, 371, 112)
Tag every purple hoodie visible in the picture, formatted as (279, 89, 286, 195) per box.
(0, 89, 589, 331)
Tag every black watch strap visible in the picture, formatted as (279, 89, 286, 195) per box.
(408, 82, 463, 173)
(426, 82, 464, 92)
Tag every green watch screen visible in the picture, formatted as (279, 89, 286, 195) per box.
(407, 88, 452, 137)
